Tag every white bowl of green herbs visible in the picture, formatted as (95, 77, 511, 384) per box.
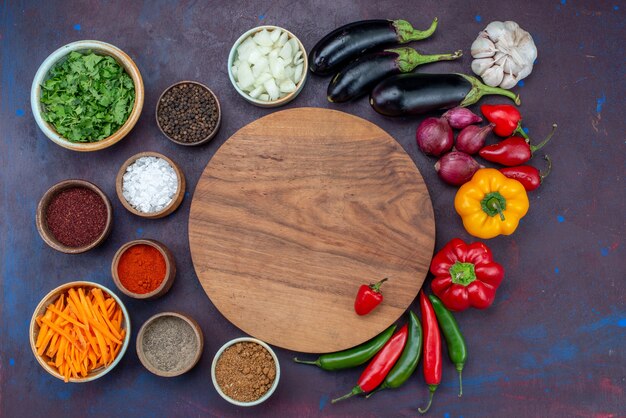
(31, 40, 144, 152)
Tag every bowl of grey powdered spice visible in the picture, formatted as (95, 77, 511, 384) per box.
(211, 337, 280, 406)
(136, 312, 203, 377)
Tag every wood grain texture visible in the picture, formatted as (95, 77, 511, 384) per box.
(189, 108, 435, 353)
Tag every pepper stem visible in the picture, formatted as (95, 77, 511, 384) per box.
(393, 18, 438, 43)
(370, 278, 388, 292)
(490, 199, 505, 221)
(331, 386, 363, 404)
(457, 366, 463, 397)
(514, 122, 530, 141)
(418, 385, 437, 414)
(540, 155, 552, 183)
(292, 357, 320, 367)
(389, 48, 462, 73)
(365, 386, 385, 399)
(457, 74, 521, 107)
(530, 124, 558, 154)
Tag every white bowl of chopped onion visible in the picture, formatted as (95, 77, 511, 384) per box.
(228, 25, 308, 107)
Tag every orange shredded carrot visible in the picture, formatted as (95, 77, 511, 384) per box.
(35, 286, 125, 382)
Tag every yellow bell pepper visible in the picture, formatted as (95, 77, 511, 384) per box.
(455, 168, 529, 239)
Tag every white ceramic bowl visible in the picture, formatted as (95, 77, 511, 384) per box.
(228, 25, 307, 108)
(29, 281, 131, 383)
(211, 337, 280, 406)
(31, 40, 144, 152)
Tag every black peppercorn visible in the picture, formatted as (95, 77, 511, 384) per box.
(157, 83, 219, 144)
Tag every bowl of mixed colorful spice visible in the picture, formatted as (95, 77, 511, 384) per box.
(30, 40, 144, 151)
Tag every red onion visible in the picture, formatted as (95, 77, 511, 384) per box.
(416, 117, 453, 157)
(442, 107, 483, 129)
(435, 151, 483, 186)
(455, 123, 495, 155)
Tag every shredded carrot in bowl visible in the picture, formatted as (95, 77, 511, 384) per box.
(34, 286, 126, 382)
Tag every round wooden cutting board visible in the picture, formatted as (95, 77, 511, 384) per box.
(189, 108, 435, 353)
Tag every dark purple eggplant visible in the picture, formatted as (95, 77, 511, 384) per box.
(309, 18, 438, 76)
(370, 73, 521, 117)
(327, 48, 462, 103)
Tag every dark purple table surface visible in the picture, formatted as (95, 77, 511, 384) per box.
(1, 1, 624, 417)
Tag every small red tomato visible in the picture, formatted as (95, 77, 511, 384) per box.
(354, 278, 388, 315)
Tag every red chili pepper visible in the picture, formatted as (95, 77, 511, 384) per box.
(480, 104, 528, 139)
(500, 155, 552, 191)
(418, 291, 441, 414)
(354, 278, 388, 315)
(479, 124, 557, 167)
(331, 324, 408, 403)
(430, 238, 504, 311)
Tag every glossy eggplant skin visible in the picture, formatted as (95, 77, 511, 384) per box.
(328, 51, 400, 103)
(370, 73, 471, 116)
(310, 20, 401, 76)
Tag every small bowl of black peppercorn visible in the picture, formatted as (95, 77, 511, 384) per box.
(156, 81, 221, 146)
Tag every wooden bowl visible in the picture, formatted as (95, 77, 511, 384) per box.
(111, 239, 176, 300)
(115, 151, 186, 219)
(156, 81, 222, 146)
(29, 281, 131, 383)
(136, 312, 204, 377)
(211, 337, 280, 406)
(36, 179, 113, 254)
(30, 40, 144, 152)
(227, 25, 308, 108)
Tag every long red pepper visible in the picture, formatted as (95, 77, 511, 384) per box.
(418, 291, 441, 414)
(500, 155, 552, 191)
(331, 324, 408, 403)
(479, 124, 557, 166)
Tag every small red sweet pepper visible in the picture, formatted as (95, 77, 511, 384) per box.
(479, 124, 557, 166)
(500, 155, 552, 191)
(354, 278, 388, 315)
(480, 104, 529, 139)
(430, 238, 504, 311)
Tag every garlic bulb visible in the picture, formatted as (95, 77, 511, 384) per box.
(470, 21, 537, 89)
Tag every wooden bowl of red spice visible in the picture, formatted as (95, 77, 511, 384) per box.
(111, 239, 176, 300)
(36, 179, 113, 254)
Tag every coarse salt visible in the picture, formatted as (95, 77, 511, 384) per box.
(122, 156, 178, 213)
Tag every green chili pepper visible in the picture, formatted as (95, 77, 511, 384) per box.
(429, 294, 467, 396)
(366, 311, 422, 398)
(293, 325, 397, 370)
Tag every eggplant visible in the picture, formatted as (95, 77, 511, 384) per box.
(327, 48, 461, 103)
(370, 73, 521, 117)
(309, 18, 438, 76)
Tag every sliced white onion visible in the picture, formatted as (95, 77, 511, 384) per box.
(233, 29, 305, 102)
(279, 79, 296, 93)
(253, 29, 273, 46)
(237, 63, 254, 89)
(264, 79, 280, 100)
(270, 29, 281, 43)
(293, 64, 303, 83)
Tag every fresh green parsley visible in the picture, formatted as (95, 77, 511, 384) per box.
(40, 51, 135, 143)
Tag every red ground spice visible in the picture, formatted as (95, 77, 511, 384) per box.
(45, 187, 107, 247)
(117, 244, 166, 294)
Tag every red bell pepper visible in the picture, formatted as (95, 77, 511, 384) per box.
(500, 155, 552, 191)
(480, 104, 529, 139)
(354, 278, 387, 315)
(332, 324, 408, 403)
(479, 124, 557, 166)
(430, 238, 504, 311)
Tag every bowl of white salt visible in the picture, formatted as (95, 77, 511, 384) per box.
(115, 151, 186, 219)
(136, 312, 203, 377)
(228, 25, 308, 108)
